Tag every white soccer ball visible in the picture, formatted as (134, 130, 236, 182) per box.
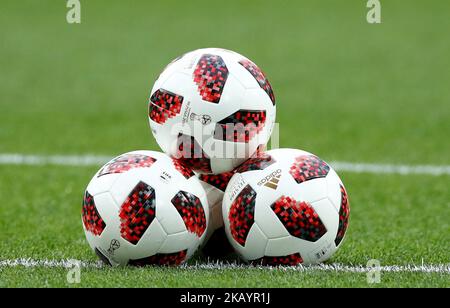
(82, 150, 209, 266)
(197, 172, 234, 238)
(222, 148, 350, 265)
(148, 48, 276, 174)
(197, 172, 239, 257)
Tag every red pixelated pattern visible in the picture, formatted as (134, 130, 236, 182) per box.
(172, 191, 206, 237)
(128, 250, 187, 267)
(229, 185, 257, 246)
(98, 154, 156, 177)
(199, 172, 235, 192)
(119, 181, 156, 245)
(176, 133, 212, 173)
(250, 253, 303, 266)
(289, 155, 330, 184)
(256, 144, 266, 155)
(271, 196, 327, 242)
(215, 110, 266, 143)
(335, 184, 350, 246)
(239, 59, 275, 105)
(193, 54, 229, 103)
(172, 158, 195, 179)
(149, 89, 184, 124)
(82, 191, 106, 236)
(235, 152, 275, 173)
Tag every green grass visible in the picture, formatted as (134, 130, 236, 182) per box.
(0, 165, 448, 287)
(0, 0, 449, 287)
(0, 267, 448, 288)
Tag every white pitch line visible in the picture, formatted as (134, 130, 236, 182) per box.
(0, 259, 103, 269)
(330, 161, 450, 176)
(0, 259, 449, 274)
(0, 153, 111, 167)
(0, 153, 449, 176)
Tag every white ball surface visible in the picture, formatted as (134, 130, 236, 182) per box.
(148, 48, 276, 174)
(82, 150, 209, 266)
(222, 148, 350, 265)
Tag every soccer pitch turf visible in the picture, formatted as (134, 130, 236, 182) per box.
(0, 0, 449, 288)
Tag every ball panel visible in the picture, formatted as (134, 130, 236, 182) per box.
(304, 198, 340, 264)
(289, 154, 330, 184)
(171, 191, 207, 237)
(309, 198, 338, 235)
(294, 178, 328, 203)
(264, 236, 303, 257)
(253, 196, 290, 240)
(234, 152, 275, 173)
(215, 109, 266, 143)
(90, 192, 120, 227)
(154, 195, 186, 235)
(110, 218, 168, 264)
(149, 89, 184, 125)
(198, 172, 234, 192)
(86, 173, 120, 196)
(109, 169, 161, 208)
(240, 88, 276, 142)
(176, 133, 212, 173)
(210, 157, 246, 175)
(325, 168, 343, 212)
(128, 218, 167, 260)
(236, 223, 268, 261)
(172, 158, 195, 179)
(159, 231, 199, 260)
(152, 51, 195, 90)
(119, 181, 156, 245)
(189, 72, 247, 126)
(238, 59, 275, 105)
(304, 241, 337, 265)
(98, 153, 157, 177)
(335, 184, 350, 247)
(82, 191, 106, 236)
(193, 54, 229, 104)
(271, 196, 327, 242)
(228, 184, 257, 246)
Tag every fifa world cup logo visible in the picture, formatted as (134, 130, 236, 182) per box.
(107, 239, 121, 255)
(190, 113, 212, 125)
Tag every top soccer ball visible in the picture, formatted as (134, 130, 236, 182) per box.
(148, 48, 276, 174)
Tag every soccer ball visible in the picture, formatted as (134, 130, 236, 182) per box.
(197, 172, 235, 257)
(148, 48, 276, 174)
(82, 150, 209, 266)
(222, 148, 350, 265)
(198, 172, 235, 239)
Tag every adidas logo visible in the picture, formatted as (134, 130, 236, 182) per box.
(264, 174, 281, 189)
(257, 169, 282, 190)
